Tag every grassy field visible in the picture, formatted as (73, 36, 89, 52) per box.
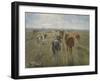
(25, 28, 89, 68)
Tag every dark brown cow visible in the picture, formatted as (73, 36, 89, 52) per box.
(64, 32, 80, 53)
(64, 32, 80, 65)
(65, 34, 75, 54)
(64, 33, 75, 65)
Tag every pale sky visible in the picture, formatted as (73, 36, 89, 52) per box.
(25, 12, 90, 30)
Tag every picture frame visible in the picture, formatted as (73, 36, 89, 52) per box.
(11, 1, 98, 79)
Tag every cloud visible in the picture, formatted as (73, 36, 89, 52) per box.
(25, 12, 89, 30)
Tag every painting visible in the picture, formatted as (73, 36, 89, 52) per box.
(25, 13, 90, 68)
(11, 2, 97, 79)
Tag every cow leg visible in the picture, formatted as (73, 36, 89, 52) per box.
(70, 47, 72, 54)
(67, 47, 70, 65)
(53, 50, 59, 66)
(67, 47, 73, 66)
(52, 46, 55, 55)
(69, 47, 74, 65)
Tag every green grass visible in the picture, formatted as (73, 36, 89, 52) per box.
(25, 29, 89, 68)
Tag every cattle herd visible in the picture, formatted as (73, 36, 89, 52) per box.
(25, 28, 90, 68)
(35, 30, 80, 66)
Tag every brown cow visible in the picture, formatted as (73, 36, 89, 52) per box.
(64, 32, 80, 52)
(64, 32, 80, 65)
(75, 33, 80, 41)
(71, 32, 80, 41)
(65, 33, 75, 54)
(65, 33, 75, 65)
